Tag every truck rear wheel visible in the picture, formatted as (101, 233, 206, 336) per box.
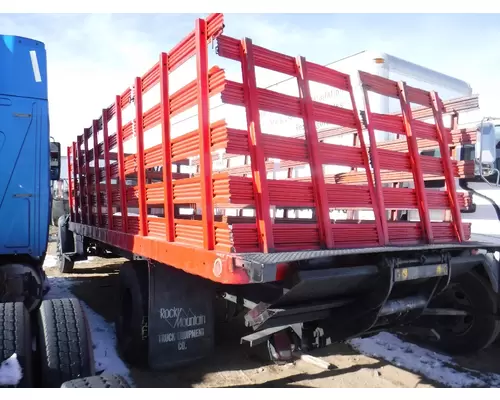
(427, 271, 500, 355)
(0, 302, 33, 387)
(37, 298, 95, 388)
(115, 261, 149, 367)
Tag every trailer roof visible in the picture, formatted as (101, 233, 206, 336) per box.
(327, 50, 473, 96)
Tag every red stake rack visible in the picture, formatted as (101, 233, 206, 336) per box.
(67, 13, 472, 285)
(359, 71, 465, 244)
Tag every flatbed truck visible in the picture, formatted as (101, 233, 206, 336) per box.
(57, 13, 500, 370)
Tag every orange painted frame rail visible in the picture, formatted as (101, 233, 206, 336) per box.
(67, 13, 473, 285)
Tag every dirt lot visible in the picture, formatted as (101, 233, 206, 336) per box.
(43, 234, 500, 388)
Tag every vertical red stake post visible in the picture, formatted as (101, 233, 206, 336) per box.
(102, 109, 114, 230)
(195, 18, 215, 251)
(160, 52, 175, 242)
(76, 139, 85, 224)
(67, 146, 74, 223)
(398, 81, 434, 243)
(134, 77, 148, 237)
(115, 95, 128, 233)
(430, 91, 464, 242)
(295, 56, 333, 249)
(360, 81, 389, 244)
(239, 37, 274, 253)
(83, 130, 92, 225)
(348, 80, 387, 245)
(92, 119, 102, 227)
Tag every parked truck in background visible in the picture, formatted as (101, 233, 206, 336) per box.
(55, 13, 500, 373)
(0, 34, 96, 388)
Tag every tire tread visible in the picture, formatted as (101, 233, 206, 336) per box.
(38, 298, 94, 388)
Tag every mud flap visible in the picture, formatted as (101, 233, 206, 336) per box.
(147, 262, 215, 370)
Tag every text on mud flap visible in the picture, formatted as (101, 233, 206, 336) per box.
(157, 307, 207, 351)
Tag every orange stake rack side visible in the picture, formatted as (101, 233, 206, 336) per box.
(67, 13, 473, 285)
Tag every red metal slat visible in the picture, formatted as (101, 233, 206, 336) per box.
(313, 95, 479, 143)
(412, 120, 438, 141)
(102, 109, 114, 230)
(142, 67, 226, 136)
(196, 18, 215, 251)
(262, 135, 307, 163)
(83, 129, 92, 225)
(222, 81, 301, 118)
(306, 61, 350, 91)
(115, 95, 128, 233)
(160, 52, 175, 242)
(359, 71, 399, 99)
(296, 56, 333, 248)
(216, 35, 297, 76)
(92, 119, 102, 227)
(398, 81, 434, 243)
(142, 62, 159, 94)
(405, 85, 433, 108)
(377, 148, 411, 172)
(121, 88, 132, 110)
(134, 77, 148, 237)
(313, 102, 358, 129)
(252, 44, 296, 76)
(370, 113, 405, 135)
(216, 35, 240, 61)
(67, 146, 74, 222)
(240, 37, 275, 253)
(318, 142, 364, 168)
(430, 91, 464, 242)
(360, 81, 389, 243)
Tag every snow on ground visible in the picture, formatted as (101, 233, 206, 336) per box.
(0, 354, 23, 386)
(42, 254, 58, 269)
(42, 271, 132, 385)
(349, 332, 500, 388)
(43, 255, 97, 270)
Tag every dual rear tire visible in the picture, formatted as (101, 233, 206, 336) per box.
(0, 298, 95, 388)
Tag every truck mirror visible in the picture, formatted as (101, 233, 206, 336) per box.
(475, 121, 497, 166)
(475, 120, 500, 186)
(50, 141, 61, 181)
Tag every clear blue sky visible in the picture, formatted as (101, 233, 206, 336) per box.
(1, 13, 498, 147)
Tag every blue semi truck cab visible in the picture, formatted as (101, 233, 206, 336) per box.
(0, 34, 61, 312)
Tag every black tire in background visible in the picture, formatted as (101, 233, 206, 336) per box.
(429, 271, 500, 355)
(60, 374, 131, 388)
(0, 302, 33, 387)
(115, 261, 149, 367)
(37, 298, 95, 388)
